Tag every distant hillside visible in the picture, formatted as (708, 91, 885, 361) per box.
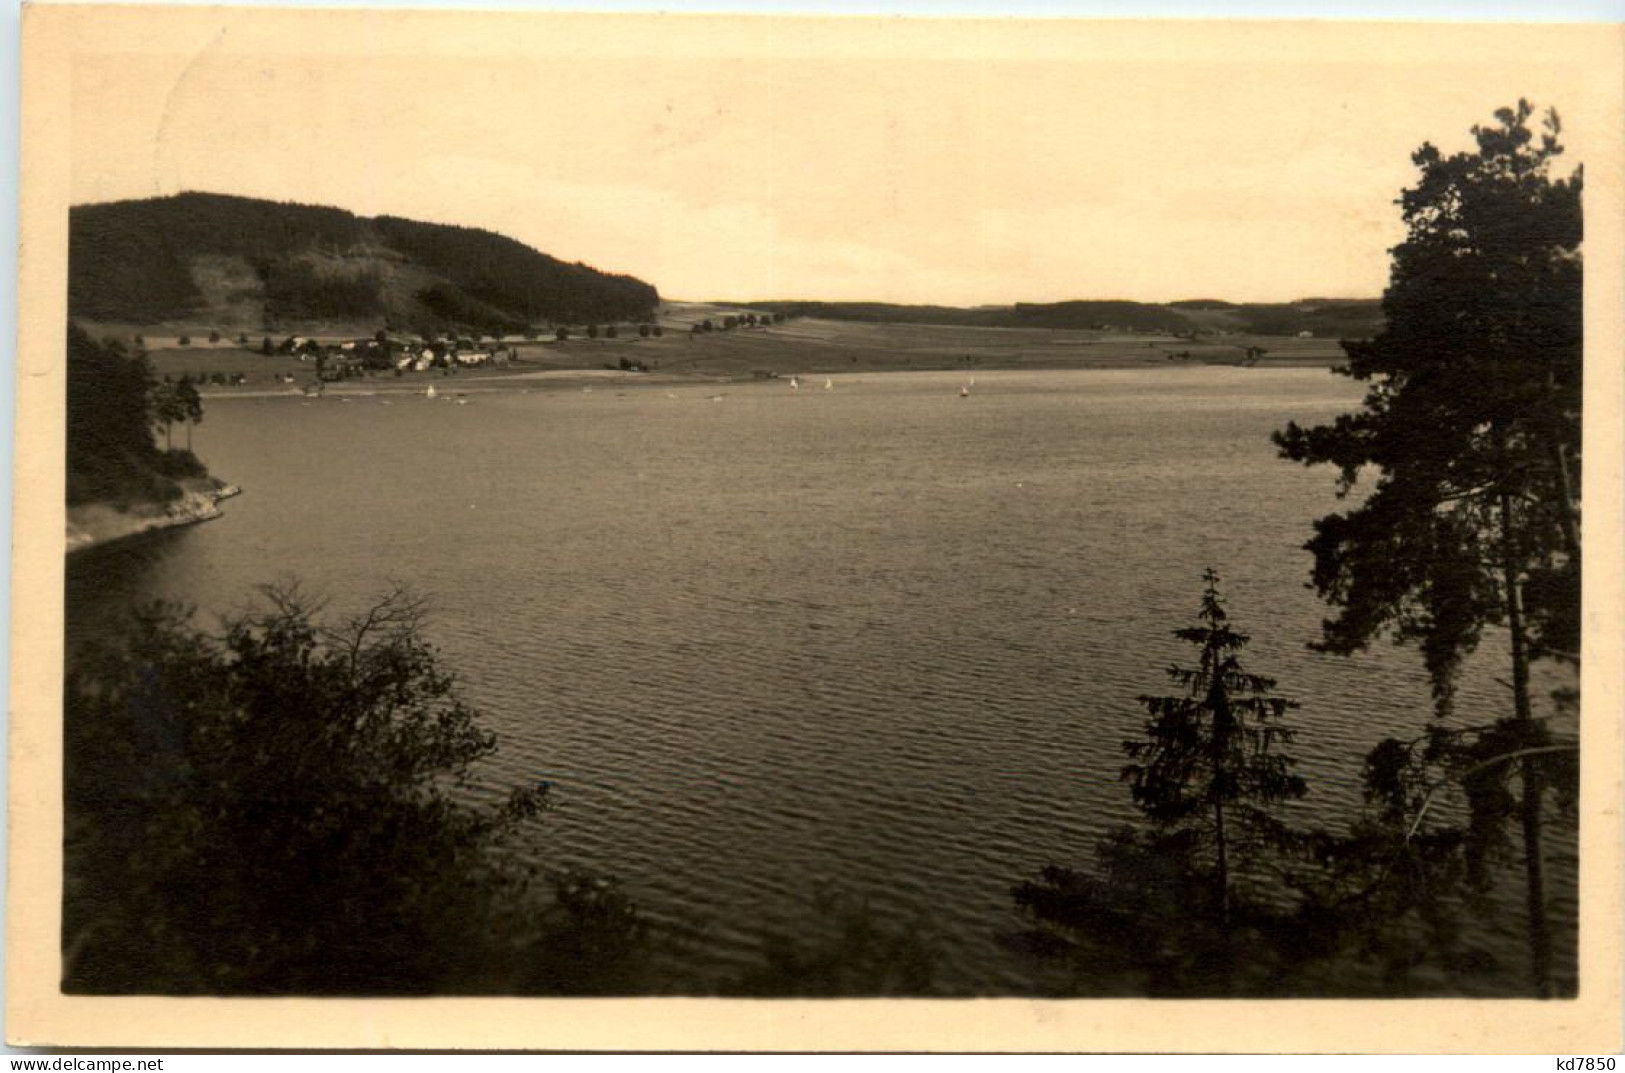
(741, 297, 1383, 339)
(727, 302, 1009, 329)
(1172, 298, 1385, 338)
(70, 192, 659, 334)
(1007, 301, 1197, 334)
(731, 300, 1204, 334)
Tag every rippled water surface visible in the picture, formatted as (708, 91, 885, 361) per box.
(66, 367, 1576, 992)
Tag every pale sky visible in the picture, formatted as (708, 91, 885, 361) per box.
(59, 10, 1606, 305)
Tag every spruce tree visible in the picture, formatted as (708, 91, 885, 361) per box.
(1013, 571, 1308, 995)
(1123, 568, 1308, 924)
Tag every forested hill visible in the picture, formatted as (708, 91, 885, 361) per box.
(740, 298, 1384, 338)
(69, 192, 659, 334)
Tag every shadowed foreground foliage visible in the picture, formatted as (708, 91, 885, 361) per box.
(63, 586, 649, 995)
(724, 889, 938, 997)
(1011, 571, 1576, 997)
(1013, 574, 1328, 996)
(63, 585, 936, 997)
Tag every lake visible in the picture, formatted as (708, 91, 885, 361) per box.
(65, 366, 1577, 994)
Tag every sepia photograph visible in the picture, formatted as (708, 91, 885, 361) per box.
(8, 4, 1623, 1052)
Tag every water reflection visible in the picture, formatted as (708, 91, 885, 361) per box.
(66, 527, 195, 652)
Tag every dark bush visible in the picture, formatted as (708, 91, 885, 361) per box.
(64, 586, 648, 995)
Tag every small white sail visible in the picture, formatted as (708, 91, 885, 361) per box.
(425, 384, 437, 398)
(824, 378, 833, 390)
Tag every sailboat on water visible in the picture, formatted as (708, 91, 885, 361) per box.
(425, 384, 437, 399)
(789, 376, 800, 389)
(824, 378, 833, 391)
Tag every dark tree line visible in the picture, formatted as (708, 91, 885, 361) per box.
(69, 193, 371, 322)
(150, 375, 203, 451)
(737, 300, 1381, 337)
(261, 261, 386, 322)
(65, 324, 206, 506)
(374, 214, 657, 326)
(414, 282, 530, 336)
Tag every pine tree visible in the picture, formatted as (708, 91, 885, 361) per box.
(148, 379, 188, 452)
(1272, 101, 1581, 995)
(175, 375, 203, 452)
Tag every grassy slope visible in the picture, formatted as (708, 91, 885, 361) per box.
(156, 315, 1348, 397)
(640, 320, 1347, 377)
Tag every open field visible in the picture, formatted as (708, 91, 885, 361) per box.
(120, 314, 1350, 395)
(143, 347, 314, 384)
(504, 312, 1349, 379)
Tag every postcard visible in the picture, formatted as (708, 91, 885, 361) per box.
(9, 5, 1623, 1052)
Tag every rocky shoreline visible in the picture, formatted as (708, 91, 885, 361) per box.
(67, 479, 242, 554)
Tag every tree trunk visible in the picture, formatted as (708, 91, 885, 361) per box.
(1502, 491, 1552, 997)
(1546, 370, 1581, 560)
(1208, 673, 1232, 929)
(1551, 442, 1580, 558)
